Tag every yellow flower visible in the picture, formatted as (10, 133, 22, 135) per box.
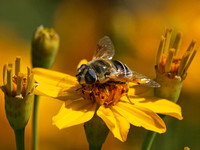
(32, 60, 182, 142)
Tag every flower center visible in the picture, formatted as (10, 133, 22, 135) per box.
(158, 54, 181, 78)
(11, 75, 28, 96)
(79, 83, 129, 106)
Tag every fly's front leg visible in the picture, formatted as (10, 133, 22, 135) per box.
(101, 84, 109, 97)
(126, 94, 133, 104)
(82, 84, 94, 94)
(125, 84, 133, 104)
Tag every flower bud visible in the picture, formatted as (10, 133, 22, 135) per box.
(31, 25, 60, 69)
(84, 114, 109, 149)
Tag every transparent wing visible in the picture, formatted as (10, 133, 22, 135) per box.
(108, 70, 160, 88)
(93, 36, 115, 60)
(131, 71, 160, 88)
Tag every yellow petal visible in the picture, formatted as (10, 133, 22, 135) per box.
(77, 59, 88, 69)
(55, 85, 82, 100)
(113, 102, 166, 133)
(34, 83, 82, 101)
(32, 68, 77, 88)
(53, 99, 96, 129)
(32, 68, 82, 100)
(34, 83, 61, 97)
(97, 105, 130, 142)
(129, 97, 183, 120)
(128, 84, 154, 97)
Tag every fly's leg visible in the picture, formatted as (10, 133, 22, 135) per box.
(101, 84, 109, 96)
(82, 84, 94, 94)
(125, 84, 132, 104)
(89, 92, 95, 103)
(126, 94, 133, 104)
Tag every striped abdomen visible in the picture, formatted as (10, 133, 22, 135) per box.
(111, 60, 132, 79)
(87, 59, 133, 83)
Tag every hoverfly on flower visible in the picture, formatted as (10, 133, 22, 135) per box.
(76, 36, 160, 87)
(75, 36, 160, 106)
(32, 36, 182, 142)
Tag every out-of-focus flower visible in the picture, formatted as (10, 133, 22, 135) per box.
(155, 28, 197, 102)
(184, 147, 190, 150)
(32, 62, 182, 142)
(0, 57, 36, 130)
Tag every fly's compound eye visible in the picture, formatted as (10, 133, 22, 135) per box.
(85, 67, 97, 84)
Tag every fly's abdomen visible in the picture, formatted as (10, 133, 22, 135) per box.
(111, 60, 132, 78)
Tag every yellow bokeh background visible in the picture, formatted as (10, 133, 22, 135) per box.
(0, 0, 200, 149)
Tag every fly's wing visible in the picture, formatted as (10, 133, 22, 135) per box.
(131, 70, 160, 88)
(108, 70, 160, 88)
(93, 36, 115, 60)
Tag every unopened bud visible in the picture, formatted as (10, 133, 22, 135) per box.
(31, 25, 59, 69)
(84, 114, 109, 149)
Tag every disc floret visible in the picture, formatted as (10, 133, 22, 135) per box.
(79, 83, 129, 106)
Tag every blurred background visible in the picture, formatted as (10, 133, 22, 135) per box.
(0, 0, 200, 149)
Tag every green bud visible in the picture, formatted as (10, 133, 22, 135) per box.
(5, 94, 33, 130)
(84, 114, 109, 150)
(31, 25, 60, 69)
(155, 73, 182, 103)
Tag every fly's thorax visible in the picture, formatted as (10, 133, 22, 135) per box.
(88, 59, 113, 83)
(76, 64, 97, 84)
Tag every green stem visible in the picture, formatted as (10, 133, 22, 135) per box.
(142, 131, 157, 150)
(142, 114, 166, 150)
(89, 144, 102, 150)
(32, 95, 40, 150)
(14, 128, 25, 150)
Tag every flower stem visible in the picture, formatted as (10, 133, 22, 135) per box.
(32, 95, 40, 150)
(142, 131, 157, 150)
(14, 128, 25, 150)
(89, 144, 102, 150)
(142, 114, 166, 150)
